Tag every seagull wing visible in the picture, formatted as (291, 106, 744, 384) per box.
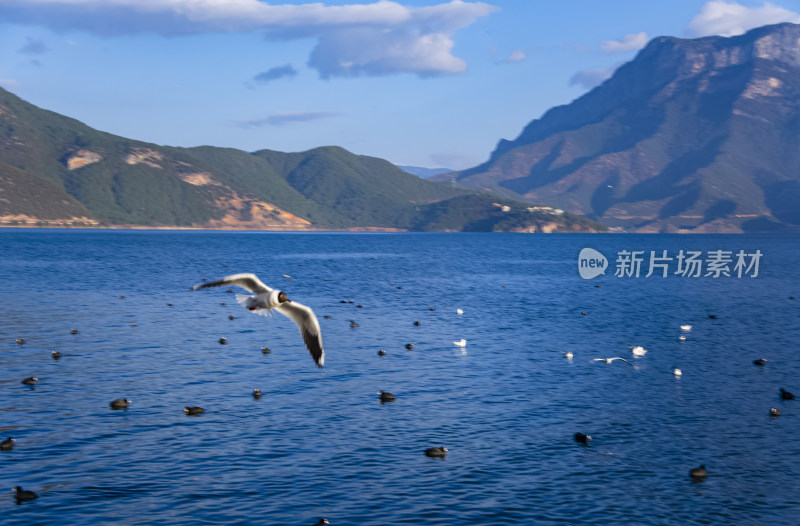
(610, 357, 634, 366)
(191, 273, 273, 294)
(276, 301, 324, 368)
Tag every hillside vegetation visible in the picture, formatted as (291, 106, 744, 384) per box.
(0, 87, 604, 232)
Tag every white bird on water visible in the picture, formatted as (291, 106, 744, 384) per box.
(456, 308, 463, 315)
(453, 339, 467, 347)
(680, 325, 692, 332)
(629, 345, 648, 357)
(592, 357, 633, 366)
(564, 351, 574, 360)
(191, 273, 324, 368)
(673, 368, 683, 376)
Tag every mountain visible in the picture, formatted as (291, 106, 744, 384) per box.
(396, 165, 455, 178)
(0, 87, 603, 232)
(438, 23, 800, 233)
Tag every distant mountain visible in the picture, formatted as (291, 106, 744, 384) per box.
(438, 23, 800, 233)
(0, 87, 603, 232)
(396, 165, 455, 178)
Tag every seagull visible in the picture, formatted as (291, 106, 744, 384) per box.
(678, 335, 687, 341)
(680, 325, 692, 332)
(192, 273, 324, 368)
(629, 345, 648, 356)
(456, 308, 463, 315)
(592, 357, 633, 366)
(564, 351, 574, 360)
(453, 339, 467, 347)
(673, 368, 683, 376)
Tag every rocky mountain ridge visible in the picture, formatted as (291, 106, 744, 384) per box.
(439, 23, 800, 233)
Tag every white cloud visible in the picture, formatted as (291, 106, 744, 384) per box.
(0, 0, 499, 78)
(600, 32, 648, 54)
(499, 48, 525, 63)
(0, 78, 21, 89)
(685, 0, 800, 37)
(231, 111, 342, 127)
(569, 67, 614, 90)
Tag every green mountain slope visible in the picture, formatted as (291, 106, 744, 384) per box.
(0, 160, 94, 225)
(0, 87, 604, 232)
(253, 146, 465, 227)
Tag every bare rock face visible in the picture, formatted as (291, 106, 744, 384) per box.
(125, 148, 163, 168)
(65, 149, 102, 170)
(444, 23, 800, 233)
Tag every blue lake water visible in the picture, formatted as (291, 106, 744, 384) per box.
(1, 230, 799, 525)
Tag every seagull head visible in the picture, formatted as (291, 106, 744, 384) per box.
(277, 291, 290, 303)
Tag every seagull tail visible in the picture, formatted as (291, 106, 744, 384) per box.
(236, 293, 274, 317)
(235, 293, 253, 308)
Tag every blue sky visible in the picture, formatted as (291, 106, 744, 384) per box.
(2, 0, 800, 170)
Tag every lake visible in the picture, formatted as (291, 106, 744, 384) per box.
(1, 230, 799, 525)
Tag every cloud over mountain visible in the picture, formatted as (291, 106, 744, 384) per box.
(569, 67, 614, 89)
(0, 0, 498, 78)
(600, 32, 648, 53)
(685, 0, 800, 37)
(231, 111, 342, 128)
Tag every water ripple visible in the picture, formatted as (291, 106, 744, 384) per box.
(1, 231, 799, 525)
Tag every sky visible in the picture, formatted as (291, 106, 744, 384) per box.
(3, 1, 800, 170)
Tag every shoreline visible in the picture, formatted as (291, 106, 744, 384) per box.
(0, 224, 782, 234)
(0, 223, 409, 233)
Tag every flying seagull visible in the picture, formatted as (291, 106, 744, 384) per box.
(191, 273, 324, 368)
(592, 357, 633, 366)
